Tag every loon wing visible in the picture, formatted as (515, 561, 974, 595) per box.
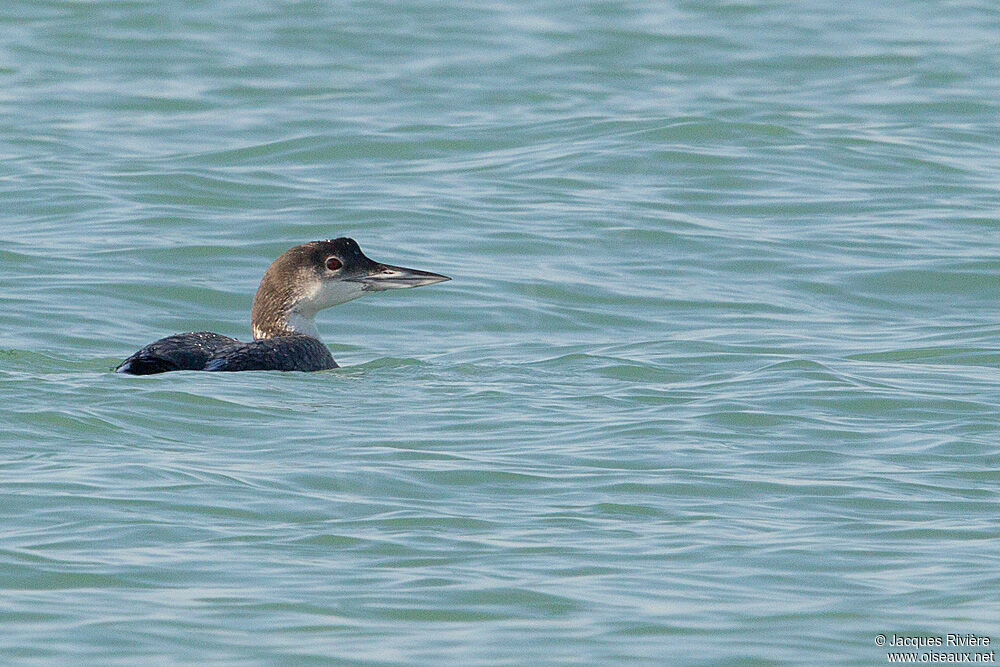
(116, 331, 241, 375)
(203, 335, 337, 372)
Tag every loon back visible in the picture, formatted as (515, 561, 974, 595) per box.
(115, 238, 449, 374)
(116, 332, 337, 374)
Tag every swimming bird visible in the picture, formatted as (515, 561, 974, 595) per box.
(116, 238, 449, 374)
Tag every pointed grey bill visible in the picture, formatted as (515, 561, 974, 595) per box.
(353, 263, 451, 291)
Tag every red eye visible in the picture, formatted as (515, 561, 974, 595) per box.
(326, 257, 343, 271)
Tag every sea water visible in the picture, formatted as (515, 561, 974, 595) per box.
(2, 1, 999, 663)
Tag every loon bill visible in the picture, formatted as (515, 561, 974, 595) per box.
(116, 238, 449, 374)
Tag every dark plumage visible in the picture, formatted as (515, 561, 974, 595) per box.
(116, 238, 449, 374)
(203, 335, 336, 372)
(116, 332, 242, 375)
(117, 332, 337, 374)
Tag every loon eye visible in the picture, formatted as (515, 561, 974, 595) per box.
(325, 257, 343, 271)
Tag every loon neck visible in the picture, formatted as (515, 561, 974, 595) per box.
(250, 264, 324, 340)
(251, 309, 320, 340)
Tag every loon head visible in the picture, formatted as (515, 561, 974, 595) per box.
(250, 238, 450, 340)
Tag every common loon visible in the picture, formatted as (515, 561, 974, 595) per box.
(116, 238, 449, 374)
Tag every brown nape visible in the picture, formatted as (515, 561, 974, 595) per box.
(250, 243, 317, 339)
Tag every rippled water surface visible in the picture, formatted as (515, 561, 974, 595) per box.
(3, 1, 1000, 663)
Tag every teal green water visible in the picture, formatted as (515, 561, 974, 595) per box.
(3, 1, 1000, 663)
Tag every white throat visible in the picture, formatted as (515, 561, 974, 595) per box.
(284, 311, 321, 339)
(252, 279, 367, 340)
(251, 311, 319, 339)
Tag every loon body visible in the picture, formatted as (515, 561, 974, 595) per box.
(116, 238, 449, 374)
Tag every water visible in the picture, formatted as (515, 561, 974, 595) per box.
(2, 1, 1000, 663)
